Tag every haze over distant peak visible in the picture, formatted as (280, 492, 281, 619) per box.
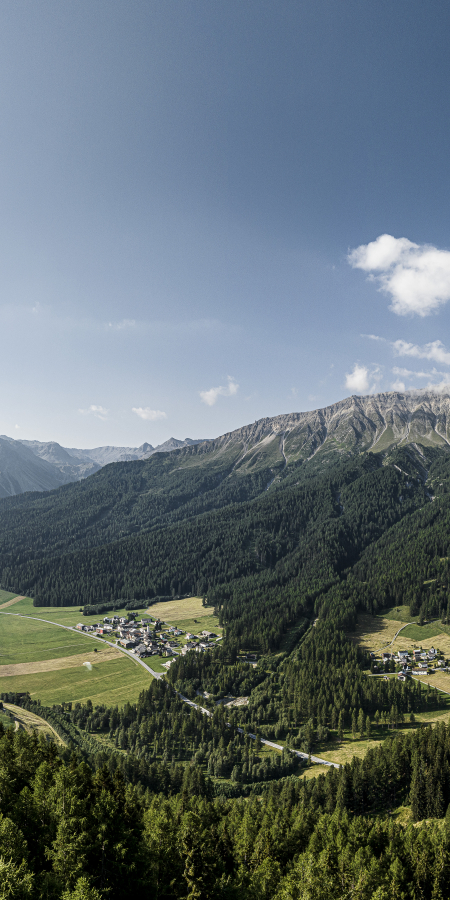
(64, 436, 208, 466)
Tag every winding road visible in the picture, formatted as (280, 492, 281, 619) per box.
(0, 609, 339, 769)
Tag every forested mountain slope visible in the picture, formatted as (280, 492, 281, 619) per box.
(2, 390, 450, 647)
(0, 447, 432, 625)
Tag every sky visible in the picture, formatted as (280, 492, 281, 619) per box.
(2, 0, 450, 448)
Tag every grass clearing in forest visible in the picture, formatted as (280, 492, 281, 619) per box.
(301, 765, 333, 781)
(147, 596, 215, 621)
(146, 596, 222, 636)
(350, 612, 450, 659)
(3, 702, 66, 745)
(401, 623, 443, 642)
(349, 614, 404, 653)
(383, 606, 419, 624)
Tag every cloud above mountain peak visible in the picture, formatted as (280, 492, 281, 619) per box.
(348, 234, 450, 317)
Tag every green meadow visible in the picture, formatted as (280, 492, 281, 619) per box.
(0, 599, 156, 707)
(0, 589, 20, 605)
(1, 655, 153, 706)
(0, 614, 96, 664)
(2, 596, 148, 627)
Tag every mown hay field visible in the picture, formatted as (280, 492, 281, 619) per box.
(147, 596, 223, 636)
(1, 655, 153, 707)
(147, 596, 215, 621)
(0, 608, 154, 707)
(0, 645, 121, 677)
(350, 613, 450, 658)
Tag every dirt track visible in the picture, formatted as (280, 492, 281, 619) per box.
(0, 596, 26, 610)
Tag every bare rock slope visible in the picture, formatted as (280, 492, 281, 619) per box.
(185, 391, 450, 475)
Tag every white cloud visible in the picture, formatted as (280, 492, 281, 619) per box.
(14, 424, 20, 430)
(348, 234, 450, 316)
(364, 334, 450, 367)
(424, 379, 450, 393)
(392, 339, 450, 366)
(79, 404, 108, 420)
(392, 366, 444, 379)
(391, 380, 406, 392)
(132, 407, 167, 421)
(200, 376, 239, 406)
(345, 364, 370, 393)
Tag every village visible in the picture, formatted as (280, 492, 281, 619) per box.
(75, 613, 220, 663)
(370, 645, 447, 680)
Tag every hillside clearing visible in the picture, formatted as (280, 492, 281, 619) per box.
(3, 702, 66, 745)
(350, 612, 450, 658)
(147, 596, 215, 621)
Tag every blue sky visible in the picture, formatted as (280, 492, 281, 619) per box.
(1, 1, 450, 447)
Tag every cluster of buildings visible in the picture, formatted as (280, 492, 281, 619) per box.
(180, 630, 218, 655)
(371, 646, 444, 680)
(75, 617, 220, 659)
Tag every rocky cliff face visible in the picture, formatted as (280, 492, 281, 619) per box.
(184, 391, 450, 474)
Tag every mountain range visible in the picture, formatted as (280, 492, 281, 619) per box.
(0, 435, 207, 498)
(1, 389, 450, 498)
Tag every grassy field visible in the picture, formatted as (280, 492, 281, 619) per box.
(383, 606, 419, 623)
(0, 645, 121, 677)
(2, 596, 148, 627)
(301, 765, 332, 780)
(147, 596, 222, 637)
(401, 623, 443, 641)
(148, 596, 216, 622)
(412, 672, 450, 695)
(1, 655, 153, 706)
(350, 612, 450, 659)
(0, 604, 155, 706)
(0, 614, 98, 664)
(349, 614, 405, 653)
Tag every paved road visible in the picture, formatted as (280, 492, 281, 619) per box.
(176, 693, 339, 767)
(0, 610, 163, 679)
(0, 610, 339, 768)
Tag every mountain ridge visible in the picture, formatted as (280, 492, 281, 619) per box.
(1, 389, 450, 498)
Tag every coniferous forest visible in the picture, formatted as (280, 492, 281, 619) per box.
(4, 439, 450, 896)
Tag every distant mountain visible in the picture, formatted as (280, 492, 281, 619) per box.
(0, 436, 68, 497)
(64, 437, 206, 467)
(190, 390, 450, 480)
(20, 440, 101, 481)
(0, 434, 209, 498)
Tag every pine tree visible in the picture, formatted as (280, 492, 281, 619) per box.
(410, 761, 427, 822)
